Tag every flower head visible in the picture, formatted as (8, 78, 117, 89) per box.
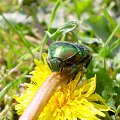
(15, 53, 111, 120)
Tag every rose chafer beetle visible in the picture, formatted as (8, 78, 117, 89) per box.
(46, 41, 92, 74)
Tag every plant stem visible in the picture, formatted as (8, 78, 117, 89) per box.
(39, 0, 61, 59)
(19, 72, 69, 120)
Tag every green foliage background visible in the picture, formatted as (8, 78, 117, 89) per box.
(0, 0, 120, 119)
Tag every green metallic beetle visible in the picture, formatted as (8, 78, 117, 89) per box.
(46, 41, 92, 74)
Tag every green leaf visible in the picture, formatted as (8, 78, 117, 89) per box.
(85, 16, 111, 42)
(96, 69, 116, 110)
(46, 21, 78, 40)
(87, 59, 117, 110)
(78, 35, 101, 44)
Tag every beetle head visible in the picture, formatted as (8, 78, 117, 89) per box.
(46, 57, 62, 72)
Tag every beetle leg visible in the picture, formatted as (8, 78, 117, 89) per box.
(82, 66, 87, 73)
(68, 64, 81, 75)
(84, 55, 92, 68)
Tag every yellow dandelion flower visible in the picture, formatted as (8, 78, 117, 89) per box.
(14, 53, 52, 115)
(14, 53, 111, 120)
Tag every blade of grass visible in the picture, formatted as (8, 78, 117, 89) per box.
(39, 0, 61, 59)
(99, 24, 120, 70)
(99, 24, 120, 56)
(4, 0, 61, 62)
(6, 49, 13, 69)
(103, 9, 117, 28)
(19, 44, 42, 60)
(115, 105, 120, 120)
(103, 9, 120, 38)
(0, 71, 27, 102)
(1, 15, 34, 57)
(0, 61, 23, 84)
(16, 24, 36, 48)
(106, 38, 120, 55)
(103, 24, 120, 50)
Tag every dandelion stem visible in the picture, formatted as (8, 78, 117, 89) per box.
(19, 72, 69, 120)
